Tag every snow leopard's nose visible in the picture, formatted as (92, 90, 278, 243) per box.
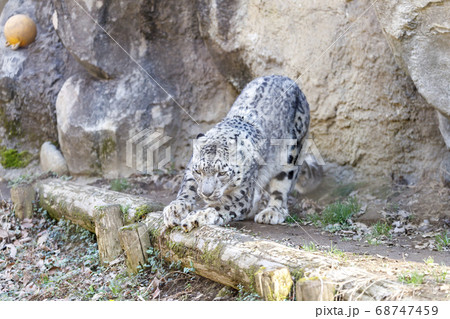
(201, 178, 215, 198)
(201, 189, 214, 198)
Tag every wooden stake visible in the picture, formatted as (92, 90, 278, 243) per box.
(295, 277, 335, 301)
(10, 184, 35, 220)
(119, 222, 150, 274)
(254, 267, 293, 301)
(94, 204, 124, 265)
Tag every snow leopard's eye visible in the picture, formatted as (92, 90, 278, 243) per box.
(193, 168, 201, 175)
(218, 171, 227, 177)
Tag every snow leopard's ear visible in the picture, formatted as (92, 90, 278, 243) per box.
(193, 133, 207, 158)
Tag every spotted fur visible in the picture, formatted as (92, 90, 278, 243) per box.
(163, 75, 316, 231)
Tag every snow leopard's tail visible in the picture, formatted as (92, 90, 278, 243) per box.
(295, 154, 323, 194)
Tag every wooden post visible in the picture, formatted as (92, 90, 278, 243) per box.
(94, 205, 124, 265)
(10, 184, 35, 220)
(295, 277, 335, 301)
(119, 222, 150, 274)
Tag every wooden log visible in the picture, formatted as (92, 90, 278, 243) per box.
(142, 213, 301, 299)
(36, 180, 448, 301)
(94, 205, 124, 265)
(295, 277, 335, 301)
(119, 222, 150, 274)
(10, 184, 35, 220)
(38, 180, 164, 232)
(142, 213, 441, 301)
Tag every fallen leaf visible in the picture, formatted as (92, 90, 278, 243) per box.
(0, 229, 9, 239)
(47, 266, 60, 275)
(5, 244, 17, 258)
(37, 233, 48, 246)
(21, 222, 33, 229)
(152, 287, 160, 300)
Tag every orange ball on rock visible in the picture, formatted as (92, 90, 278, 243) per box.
(4, 14, 37, 50)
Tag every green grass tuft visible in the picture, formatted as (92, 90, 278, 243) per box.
(308, 197, 360, 227)
(302, 242, 318, 251)
(435, 231, 450, 251)
(398, 271, 425, 285)
(367, 221, 392, 245)
(110, 178, 129, 192)
(285, 214, 303, 224)
(370, 221, 392, 238)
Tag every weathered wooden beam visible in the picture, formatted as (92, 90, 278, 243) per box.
(38, 180, 164, 232)
(255, 267, 293, 301)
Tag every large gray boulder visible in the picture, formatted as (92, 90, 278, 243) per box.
(0, 0, 71, 149)
(197, 0, 446, 183)
(52, 0, 235, 177)
(375, 0, 450, 186)
(375, 0, 450, 119)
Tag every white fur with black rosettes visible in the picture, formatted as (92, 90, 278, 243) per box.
(163, 75, 314, 231)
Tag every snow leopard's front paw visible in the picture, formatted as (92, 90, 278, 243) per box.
(181, 207, 218, 232)
(254, 206, 287, 225)
(163, 200, 193, 228)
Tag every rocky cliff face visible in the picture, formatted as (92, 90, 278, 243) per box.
(0, 0, 70, 150)
(197, 0, 446, 183)
(0, 0, 448, 185)
(374, 0, 450, 185)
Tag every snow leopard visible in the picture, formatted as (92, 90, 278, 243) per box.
(163, 75, 319, 232)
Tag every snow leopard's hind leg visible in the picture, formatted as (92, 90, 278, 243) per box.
(254, 165, 300, 224)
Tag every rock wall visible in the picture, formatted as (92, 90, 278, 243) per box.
(197, 0, 447, 183)
(0, 0, 70, 150)
(0, 0, 448, 184)
(374, 0, 450, 185)
(53, 0, 236, 177)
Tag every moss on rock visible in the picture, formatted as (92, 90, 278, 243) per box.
(0, 147, 32, 168)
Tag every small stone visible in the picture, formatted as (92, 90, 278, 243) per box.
(214, 286, 234, 300)
(40, 142, 69, 176)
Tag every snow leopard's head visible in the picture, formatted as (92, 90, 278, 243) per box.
(191, 134, 247, 202)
